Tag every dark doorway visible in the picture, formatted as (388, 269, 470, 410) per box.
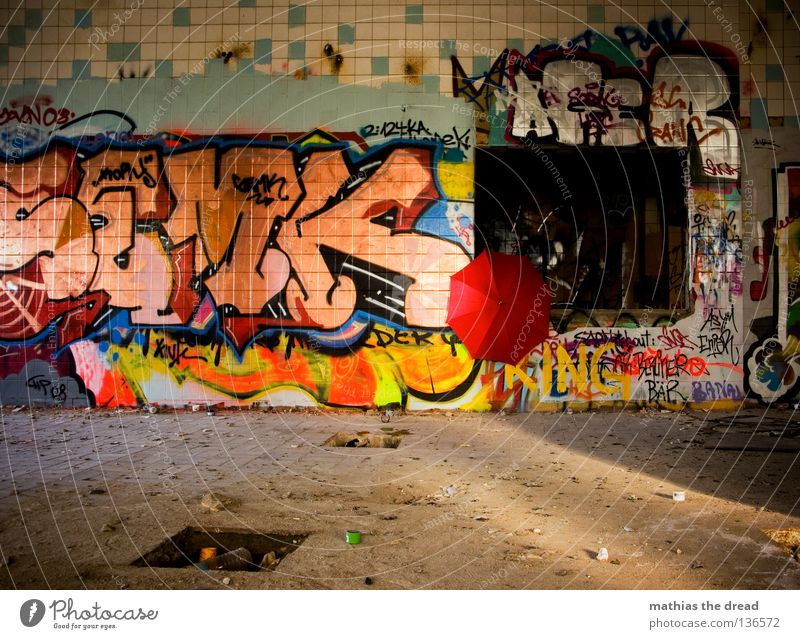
(473, 146, 689, 314)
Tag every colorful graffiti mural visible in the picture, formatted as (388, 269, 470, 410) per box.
(0, 18, 755, 410)
(0, 126, 482, 407)
(744, 164, 800, 403)
(446, 23, 747, 411)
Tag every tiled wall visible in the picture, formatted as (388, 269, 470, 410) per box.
(2, 1, 799, 123)
(1, 1, 799, 410)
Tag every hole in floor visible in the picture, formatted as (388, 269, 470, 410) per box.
(131, 527, 308, 571)
(323, 429, 410, 448)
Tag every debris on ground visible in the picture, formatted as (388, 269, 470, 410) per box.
(200, 491, 240, 513)
(762, 528, 800, 561)
(260, 551, 279, 570)
(596, 548, 609, 561)
(202, 547, 252, 571)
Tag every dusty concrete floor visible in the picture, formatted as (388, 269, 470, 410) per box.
(0, 406, 798, 589)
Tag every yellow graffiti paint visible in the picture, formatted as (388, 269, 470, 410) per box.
(556, 343, 588, 394)
(438, 160, 474, 200)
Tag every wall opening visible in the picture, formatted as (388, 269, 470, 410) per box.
(474, 146, 689, 321)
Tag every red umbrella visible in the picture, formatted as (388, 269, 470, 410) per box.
(447, 250, 551, 365)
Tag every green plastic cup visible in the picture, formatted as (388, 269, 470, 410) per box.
(345, 530, 362, 544)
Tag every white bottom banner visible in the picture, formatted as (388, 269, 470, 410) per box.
(2, 590, 798, 638)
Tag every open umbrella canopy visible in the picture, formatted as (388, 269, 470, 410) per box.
(447, 250, 551, 365)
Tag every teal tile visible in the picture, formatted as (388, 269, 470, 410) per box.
(587, 5, 605, 23)
(8, 26, 26, 47)
(288, 41, 305, 60)
(173, 7, 191, 27)
(750, 98, 769, 130)
(473, 55, 492, 74)
(785, 115, 800, 128)
(72, 59, 90, 80)
(25, 9, 42, 30)
(371, 56, 388, 75)
(239, 0, 256, 7)
(0, 45, 7, 64)
(406, 4, 423, 24)
(507, 38, 524, 53)
(107, 43, 140, 61)
(338, 24, 354, 45)
(439, 39, 456, 58)
(288, 4, 306, 26)
(255, 38, 272, 63)
(155, 60, 173, 77)
(74, 9, 91, 28)
(422, 74, 438, 93)
(765, 64, 784, 81)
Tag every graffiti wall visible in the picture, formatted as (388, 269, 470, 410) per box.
(447, 20, 750, 411)
(743, 128, 800, 404)
(0, 14, 779, 411)
(0, 76, 482, 409)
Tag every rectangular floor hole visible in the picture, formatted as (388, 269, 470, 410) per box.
(131, 526, 308, 571)
(323, 429, 409, 448)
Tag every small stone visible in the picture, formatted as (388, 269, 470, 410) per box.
(381, 514, 398, 520)
(555, 569, 569, 577)
(675, 548, 683, 555)
(364, 576, 374, 585)
(221, 577, 231, 585)
(260, 551, 278, 571)
(282, 492, 293, 499)
(533, 528, 542, 534)
(474, 516, 489, 521)
(100, 524, 115, 533)
(689, 560, 703, 569)
(610, 559, 621, 565)
(596, 548, 609, 561)
(89, 488, 106, 495)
